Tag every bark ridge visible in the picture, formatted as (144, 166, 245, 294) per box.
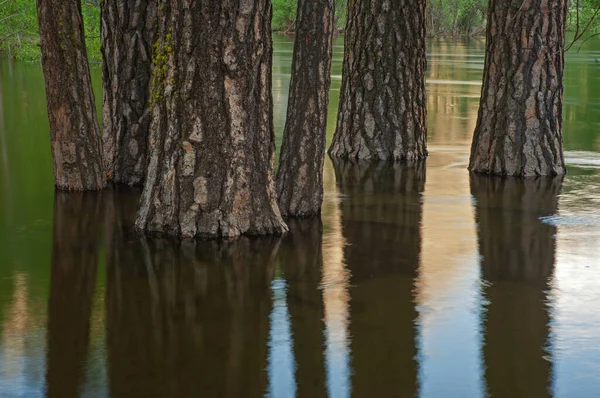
(37, 0, 106, 190)
(135, 0, 287, 239)
(329, 0, 428, 161)
(469, 0, 568, 177)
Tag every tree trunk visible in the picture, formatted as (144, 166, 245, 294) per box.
(328, 0, 428, 161)
(276, 0, 335, 218)
(36, 0, 106, 190)
(101, 0, 157, 185)
(470, 175, 561, 396)
(469, 0, 568, 177)
(135, 0, 287, 239)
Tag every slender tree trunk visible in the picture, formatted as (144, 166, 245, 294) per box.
(469, 0, 567, 177)
(101, 0, 157, 185)
(328, 0, 428, 161)
(36, 0, 106, 190)
(276, 0, 335, 217)
(135, 0, 287, 239)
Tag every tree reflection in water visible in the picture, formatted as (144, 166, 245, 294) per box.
(279, 217, 327, 398)
(46, 192, 104, 398)
(105, 187, 280, 398)
(333, 158, 425, 397)
(471, 175, 562, 398)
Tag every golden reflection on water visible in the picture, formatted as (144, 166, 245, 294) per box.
(321, 158, 351, 398)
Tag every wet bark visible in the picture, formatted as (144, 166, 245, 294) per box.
(276, 0, 335, 217)
(471, 175, 562, 396)
(469, 0, 568, 177)
(46, 192, 103, 397)
(280, 219, 327, 397)
(101, 0, 157, 185)
(333, 159, 424, 396)
(36, 0, 106, 190)
(328, 0, 428, 161)
(135, 0, 287, 238)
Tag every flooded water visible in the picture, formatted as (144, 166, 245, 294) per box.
(1, 35, 600, 397)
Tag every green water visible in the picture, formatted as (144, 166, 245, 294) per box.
(0, 35, 600, 397)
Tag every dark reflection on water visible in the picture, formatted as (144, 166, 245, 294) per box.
(105, 188, 279, 398)
(333, 159, 425, 397)
(3, 34, 600, 398)
(471, 175, 562, 398)
(280, 218, 327, 398)
(46, 193, 102, 398)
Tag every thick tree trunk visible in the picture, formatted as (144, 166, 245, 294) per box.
(101, 0, 157, 185)
(36, 0, 106, 190)
(135, 0, 287, 239)
(46, 192, 102, 397)
(328, 0, 428, 161)
(469, 0, 567, 177)
(276, 0, 335, 217)
(333, 159, 424, 396)
(470, 175, 561, 396)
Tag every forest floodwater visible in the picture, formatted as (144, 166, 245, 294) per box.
(1, 35, 600, 397)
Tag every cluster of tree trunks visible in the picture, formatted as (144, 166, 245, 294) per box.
(36, 0, 570, 239)
(101, 0, 157, 185)
(276, 0, 335, 218)
(36, 0, 106, 190)
(328, 0, 428, 161)
(469, 0, 568, 177)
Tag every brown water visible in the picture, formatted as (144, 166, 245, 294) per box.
(1, 35, 600, 397)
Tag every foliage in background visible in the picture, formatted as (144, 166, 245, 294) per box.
(567, 0, 600, 51)
(0, 0, 100, 61)
(271, 0, 347, 32)
(427, 0, 487, 36)
(2, 0, 600, 61)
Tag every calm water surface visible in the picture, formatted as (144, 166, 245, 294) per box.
(1, 35, 600, 397)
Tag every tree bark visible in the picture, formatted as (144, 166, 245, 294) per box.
(101, 0, 157, 185)
(276, 0, 335, 217)
(36, 0, 106, 190)
(135, 0, 287, 239)
(469, 0, 568, 177)
(328, 0, 428, 161)
(470, 175, 561, 396)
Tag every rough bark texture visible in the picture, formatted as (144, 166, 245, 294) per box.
(276, 0, 335, 217)
(471, 175, 561, 396)
(135, 1, 287, 238)
(333, 159, 424, 396)
(328, 0, 428, 161)
(46, 192, 102, 397)
(36, 0, 106, 190)
(469, 0, 568, 177)
(280, 219, 327, 397)
(101, 0, 157, 185)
